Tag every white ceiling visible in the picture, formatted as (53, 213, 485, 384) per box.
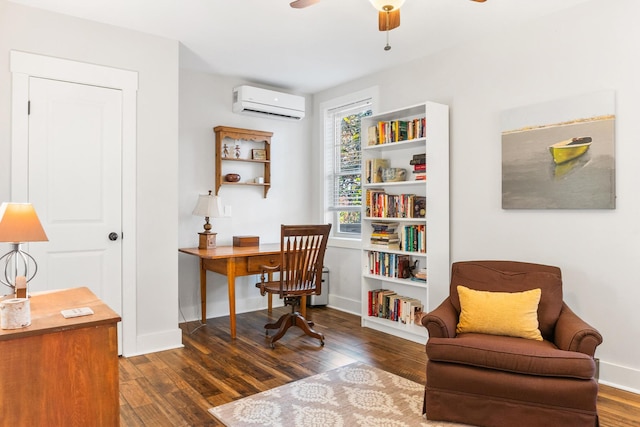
(9, 0, 594, 93)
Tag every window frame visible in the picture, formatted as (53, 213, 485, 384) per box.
(319, 88, 378, 246)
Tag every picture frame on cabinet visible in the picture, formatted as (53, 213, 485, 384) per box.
(252, 149, 267, 160)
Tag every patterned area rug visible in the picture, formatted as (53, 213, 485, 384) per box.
(209, 362, 471, 427)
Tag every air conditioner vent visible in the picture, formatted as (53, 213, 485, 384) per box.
(232, 85, 305, 121)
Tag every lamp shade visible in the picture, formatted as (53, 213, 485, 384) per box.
(369, 0, 405, 11)
(192, 192, 222, 218)
(0, 203, 48, 243)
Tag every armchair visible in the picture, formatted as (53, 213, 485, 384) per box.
(422, 261, 602, 427)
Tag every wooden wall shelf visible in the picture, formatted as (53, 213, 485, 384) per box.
(214, 126, 273, 198)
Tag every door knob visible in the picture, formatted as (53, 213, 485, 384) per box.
(108, 232, 119, 241)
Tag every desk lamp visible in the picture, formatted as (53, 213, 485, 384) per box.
(0, 203, 49, 297)
(192, 191, 222, 249)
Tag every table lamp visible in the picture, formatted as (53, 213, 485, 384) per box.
(0, 202, 49, 297)
(192, 191, 222, 249)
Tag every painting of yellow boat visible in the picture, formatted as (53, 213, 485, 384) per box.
(548, 136, 592, 164)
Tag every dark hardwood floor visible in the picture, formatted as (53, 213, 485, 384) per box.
(119, 306, 640, 426)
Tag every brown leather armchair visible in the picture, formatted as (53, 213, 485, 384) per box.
(421, 261, 603, 427)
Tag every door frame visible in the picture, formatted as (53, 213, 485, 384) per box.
(10, 50, 138, 356)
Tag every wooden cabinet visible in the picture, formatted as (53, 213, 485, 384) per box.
(0, 287, 121, 426)
(214, 126, 273, 198)
(360, 102, 449, 344)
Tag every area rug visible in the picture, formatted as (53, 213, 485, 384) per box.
(209, 362, 472, 426)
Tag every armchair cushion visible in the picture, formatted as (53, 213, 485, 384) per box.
(450, 261, 563, 340)
(427, 334, 596, 379)
(456, 285, 543, 341)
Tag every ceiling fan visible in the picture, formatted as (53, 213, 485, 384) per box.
(290, 0, 486, 49)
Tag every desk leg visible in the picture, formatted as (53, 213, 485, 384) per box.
(227, 259, 237, 339)
(301, 296, 306, 318)
(200, 259, 207, 324)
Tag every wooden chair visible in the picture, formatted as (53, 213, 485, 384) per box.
(256, 224, 331, 348)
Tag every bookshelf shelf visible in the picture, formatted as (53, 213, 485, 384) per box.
(360, 102, 450, 344)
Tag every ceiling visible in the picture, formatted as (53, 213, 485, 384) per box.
(9, 0, 594, 93)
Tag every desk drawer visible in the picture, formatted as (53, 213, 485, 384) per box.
(247, 255, 279, 273)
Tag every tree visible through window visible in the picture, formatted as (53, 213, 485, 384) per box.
(325, 99, 372, 237)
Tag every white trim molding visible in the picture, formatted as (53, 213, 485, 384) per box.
(10, 50, 139, 356)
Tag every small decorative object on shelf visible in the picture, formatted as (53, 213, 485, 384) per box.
(360, 102, 449, 344)
(234, 143, 241, 159)
(223, 143, 229, 158)
(382, 167, 406, 182)
(252, 149, 266, 160)
(225, 173, 241, 182)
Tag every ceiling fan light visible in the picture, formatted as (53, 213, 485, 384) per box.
(369, 0, 405, 12)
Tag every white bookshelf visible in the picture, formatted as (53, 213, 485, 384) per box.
(360, 102, 450, 344)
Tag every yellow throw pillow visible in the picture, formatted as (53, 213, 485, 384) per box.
(456, 285, 543, 341)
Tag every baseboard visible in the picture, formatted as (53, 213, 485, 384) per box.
(598, 360, 640, 394)
(327, 294, 360, 315)
(124, 327, 184, 357)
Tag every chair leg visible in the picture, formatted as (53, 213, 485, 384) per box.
(267, 293, 272, 313)
(266, 311, 324, 348)
(266, 313, 295, 348)
(264, 312, 288, 333)
(292, 312, 324, 345)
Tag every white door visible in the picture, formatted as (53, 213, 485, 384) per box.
(27, 77, 123, 347)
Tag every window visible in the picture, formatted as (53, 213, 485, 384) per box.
(323, 95, 373, 239)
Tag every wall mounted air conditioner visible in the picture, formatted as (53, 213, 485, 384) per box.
(232, 85, 305, 121)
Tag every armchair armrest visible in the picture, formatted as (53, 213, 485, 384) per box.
(554, 302, 603, 356)
(257, 264, 281, 296)
(421, 298, 458, 339)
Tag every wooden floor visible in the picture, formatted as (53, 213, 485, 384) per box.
(119, 306, 640, 426)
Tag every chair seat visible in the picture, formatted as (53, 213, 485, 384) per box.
(427, 333, 596, 379)
(257, 281, 317, 296)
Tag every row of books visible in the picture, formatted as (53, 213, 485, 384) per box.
(367, 250, 414, 278)
(369, 223, 426, 253)
(366, 189, 426, 219)
(367, 289, 424, 324)
(401, 224, 426, 253)
(366, 117, 427, 146)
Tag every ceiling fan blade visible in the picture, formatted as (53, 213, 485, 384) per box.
(378, 9, 400, 31)
(290, 0, 320, 8)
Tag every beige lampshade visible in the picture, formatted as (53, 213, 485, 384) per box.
(369, 0, 405, 11)
(0, 203, 48, 243)
(192, 192, 222, 218)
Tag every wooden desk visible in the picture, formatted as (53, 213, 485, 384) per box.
(179, 244, 281, 339)
(0, 287, 121, 426)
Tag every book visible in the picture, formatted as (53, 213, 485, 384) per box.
(367, 126, 378, 146)
(371, 158, 389, 183)
(371, 221, 399, 232)
(409, 153, 426, 165)
(412, 196, 426, 218)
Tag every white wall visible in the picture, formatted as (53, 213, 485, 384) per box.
(177, 68, 314, 321)
(315, 0, 640, 393)
(0, 0, 182, 355)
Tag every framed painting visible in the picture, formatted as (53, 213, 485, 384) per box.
(501, 91, 615, 209)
